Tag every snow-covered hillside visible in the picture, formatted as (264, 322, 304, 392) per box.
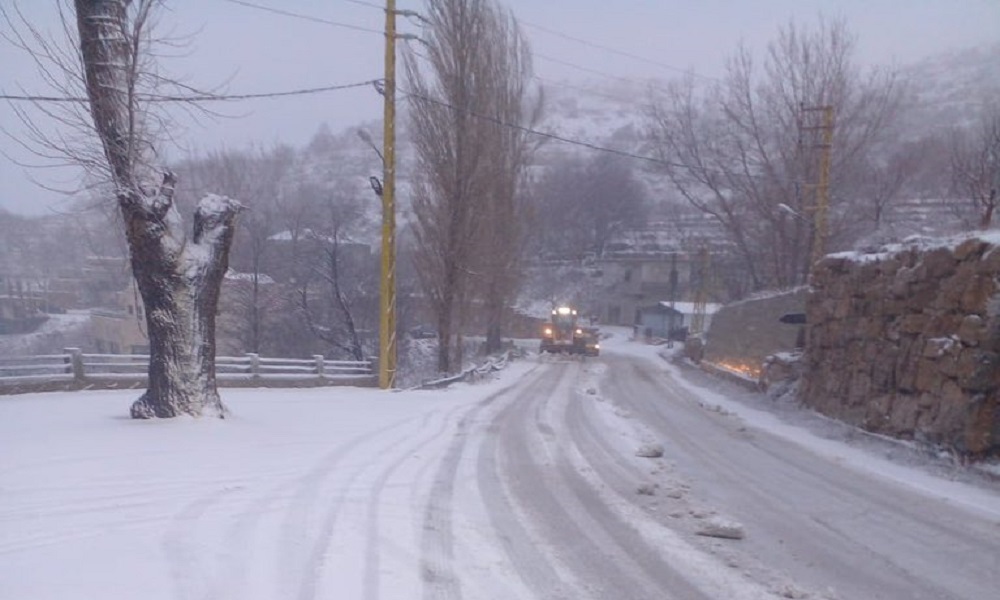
(899, 42, 1000, 135)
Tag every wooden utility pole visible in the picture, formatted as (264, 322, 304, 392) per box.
(802, 105, 835, 269)
(378, 0, 398, 389)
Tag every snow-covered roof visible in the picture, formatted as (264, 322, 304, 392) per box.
(657, 301, 721, 315)
(269, 229, 301, 242)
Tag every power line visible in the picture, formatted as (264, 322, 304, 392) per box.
(1, 79, 381, 103)
(220, 0, 382, 35)
(399, 85, 805, 187)
(405, 43, 640, 109)
(534, 52, 636, 85)
(317, 1, 708, 85)
(334, 0, 385, 9)
(149, 80, 381, 101)
(399, 84, 675, 169)
(221, 1, 698, 92)
(521, 19, 718, 83)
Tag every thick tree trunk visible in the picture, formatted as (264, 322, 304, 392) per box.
(437, 299, 453, 374)
(126, 196, 196, 418)
(76, 1, 241, 419)
(127, 190, 241, 419)
(484, 286, 505, 354)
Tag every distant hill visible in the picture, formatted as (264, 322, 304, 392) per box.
(898, 43, 1000, 136)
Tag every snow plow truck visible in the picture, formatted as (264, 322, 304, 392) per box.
(540, 306, 595, 355)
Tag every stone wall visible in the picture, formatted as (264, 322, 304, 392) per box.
(802, 235, 1000, 456)
(703, 288, 807, 378)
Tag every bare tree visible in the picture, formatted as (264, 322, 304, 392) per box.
(646, 17, 901, 290)
(853, 140, 924, 239)
(533, 154, 649, 259)
(951, 104, 1000, 229)
(404, 0, 540, 371)
(9, 1, 243, 418)
(293, 186, 375, 361)
(79, 0, 243, 418)
(467, 5, 542, 355)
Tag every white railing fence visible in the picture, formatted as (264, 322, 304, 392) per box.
(0, 348, 376, 395)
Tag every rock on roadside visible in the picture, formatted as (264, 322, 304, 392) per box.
(635, 443, 665, 458)
(696, 516, 745, 540)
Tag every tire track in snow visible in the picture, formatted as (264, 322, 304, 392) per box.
(362, 402, 470, 600)
(608, 354, 1000, 599)
(163, 485, 245, 600)
(491, 362, 703, 599)
(154, 407, 457, 600)
(280, 407, 461, 600)
(558, 376, 777, 600)
(418, 365, 545, 600)
(494, 359, 774, 599)
(474, 363, 581, 599)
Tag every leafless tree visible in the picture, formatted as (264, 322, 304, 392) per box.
(9, 1, 242, 418)
(646, 17, 901, 290)
(293, 186, 375, 362)
(852, 140, 924, 239)
(467, 6, 542, 355)
(404, 0, 541, 371)
(951, 104, 1000, 230)
(533, 154, 649, 259)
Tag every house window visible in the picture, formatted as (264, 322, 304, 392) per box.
(624, 269, 632, 282)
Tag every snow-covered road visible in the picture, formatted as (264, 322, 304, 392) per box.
(2, 333, 998, 599)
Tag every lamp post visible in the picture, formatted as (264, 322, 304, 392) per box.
(778, 202, 817, 282)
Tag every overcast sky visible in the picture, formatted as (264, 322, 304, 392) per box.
(1, 0, 998, 216)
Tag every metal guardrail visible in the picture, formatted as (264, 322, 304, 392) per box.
(0, 348, 376, 395)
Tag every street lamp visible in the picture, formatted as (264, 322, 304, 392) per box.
(778, 202, 817, 282)
(778, 203, 806, 221)
(358, 128, 386, 166)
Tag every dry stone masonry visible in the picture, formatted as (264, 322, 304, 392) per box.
(802, 234, 1000, 457)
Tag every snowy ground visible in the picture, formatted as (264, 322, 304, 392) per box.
(2, 329, 998, 599)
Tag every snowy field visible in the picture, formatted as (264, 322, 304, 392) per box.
(2, 330, 998, 599)
(0, 369, 537, 600)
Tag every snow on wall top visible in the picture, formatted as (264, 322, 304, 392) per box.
(829, 231, 1000, 264)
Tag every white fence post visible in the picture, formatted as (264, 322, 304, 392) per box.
(246, 353, 260, 378)
(314, 355, 325, 377)
(63, 348, 85, 383)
